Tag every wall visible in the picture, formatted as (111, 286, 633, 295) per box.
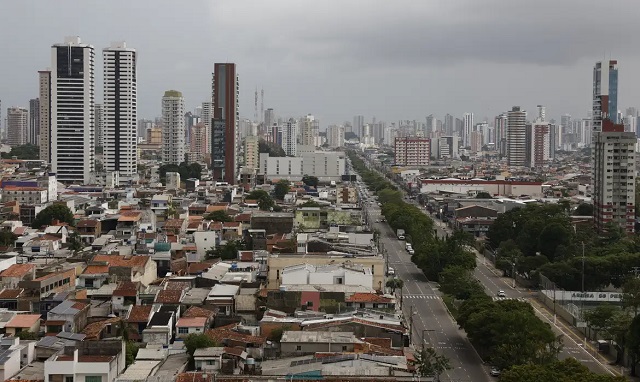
(0, 350, 20, 381)
(194, 231, 216, 258)
(280, 341, 354, 356)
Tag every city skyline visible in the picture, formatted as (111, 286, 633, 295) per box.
(1, 1, 640, 126)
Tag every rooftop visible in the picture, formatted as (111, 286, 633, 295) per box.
(5, 314, 40, 328)
(0, 263, 35, 278)
(176, 317, 207, 328)
(281, 331, 361, 344)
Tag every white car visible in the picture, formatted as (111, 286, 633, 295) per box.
(490, 367, 501, 377)
(497, 290, 506, 298)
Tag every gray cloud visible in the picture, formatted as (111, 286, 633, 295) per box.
(1, 0, 639, 126)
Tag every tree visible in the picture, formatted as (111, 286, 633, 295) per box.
(125, 341, 139, 367)
(267, 325, 290, 342)
(624, 278, 640, 317)
(439, 265, 484, 300)
(16, 331, 38, 340)
(583, 303, 617, 340)
(302, 175, 319, 188)
(204, 210, 232, 222)
(32, 204, 74, 228)
(68, 231, 83, 254)
(206, 240, 245, 260)
(0, 231, 16, 247)
(475, 191, 492, 199)
(258, 139, 286, 157)
(246, 189, 276, 211)
(300, 200, 321, 207)
(500, 358, 627, 382)
(413, 347, 451, 381)
(574, 203, 594, 216)
(386, 278, 404, 293)
(184, 333, 217, 357)
(1, 144, 39, 160)
(274, 179, 290, 200)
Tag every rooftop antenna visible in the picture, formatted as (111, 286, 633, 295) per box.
(260, 88, 264, 124)
(254, 87, 258, 122)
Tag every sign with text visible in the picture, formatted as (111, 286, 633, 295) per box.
(542, 290, 623, 302)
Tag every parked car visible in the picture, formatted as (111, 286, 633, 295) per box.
(497, 290, 506, 298)
(490, 367, 501, 377)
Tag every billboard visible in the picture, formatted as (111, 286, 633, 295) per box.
(542, 290, 622, 303)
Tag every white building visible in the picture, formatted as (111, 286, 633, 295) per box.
(327, 124, 345, 148)
(38, 70, 52, 162)
(44, 343, 126, 382)
(299, 114, 319, 147)
(463, 112, 474, 147)
(6, 107, 28, 147)
(162, 90, 185, 165)
(438, 136, 458, 159)
(258, 150, 346, 182)
(50, 36, 95, 184)
(507, 106, 527, 167)
(94, 103, 104, 148)
(244, 135, 260, 170)
(281, 118, 298, 156)
(1, 187, 48, 205)
(394, 137, 430, 167)
(103, 42, 137, 184)
(201, 101, 213, 155)
(281, 263, 373, 289)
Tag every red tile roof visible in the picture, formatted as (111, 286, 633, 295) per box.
(82, 265, 109, 275)
(82, 317, 121, 340)
(205, 326, 266, 345)
(57, 355, 115, 362)
(345, 293, 393, 303)
(182, 306, 215, 319)
(113, 281, 139, 297)
(5, 314, 40, 328)
(187, 263, 211, 274)
(77, 219, 99, 228)
(0, 289, 23, 299)
(0, 264, 35, 278)
(91, 254, 149, 268)
(176, 317, 207, 328)
(155, 289, 182, 304)
(127, 305, 152, 323)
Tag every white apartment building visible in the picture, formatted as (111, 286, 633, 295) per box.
(259, 150, 346, 182)
(38, 70, 51, 162)
(507, 106, 527, 167)
(201, 101, 212, 154)
(1, 187, 48, 205)
(189, 123, 207, 162)
(327, 124, 345, 148)
(281, 118, 298, 156)
(162, 90, 185, 165)
(438, 136, 459, 159)
(244, 135, 259, 170)
(463, 112, 474, 147)
(94, 103, 104, 148)
(166, 172, 181, 190)
(44, 345, 126, 382)
(50, 36, 95, 184)
(103, 42, 137, 184)
(299, 114, 319, 147)
(6, 107, 28, 147)
(281, 263, 374, 289)
(394, 137, 431, 166)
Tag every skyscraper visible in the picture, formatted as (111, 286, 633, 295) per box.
(353, 115, 364, 138)
(211, 63, 239, 184)
(299, 114, 319, 147)
(162, 90, 185, 165)
(103, 42, 137, 183)
(28, 98, 39, 145)
(593, 60, 619, 131)
(443, 114, 454, 136)
(50, 37, 95, 183)
(190, 123, 207, 162)
(281, 118, 298, 156)
(201, 101, 212, 155)
(6, 107, 28, 147)
(463, 113, 474, 147)
(592, 59, 635, 233)
(94, 104, 104, 148)
(327, 124, 345, 148)
(507, 106, 527, 167)
(38, 70, 51, 162)
(425, 115, 435, 135)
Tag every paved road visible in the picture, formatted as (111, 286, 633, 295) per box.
(367, 204, 491, 382)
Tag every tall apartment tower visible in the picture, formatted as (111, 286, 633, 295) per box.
(94, 104, 104, 148)
(38, 70, 51, 162)
(593, 60, 619, 132)
(50, 37, 95, 183)
(189, 123, 207, 162)
(327, 124, 345, 148)
(353, 115, 364, 138)
(103, 42, 137, 184)
(507, 106, 527, 167)
(28, 99, 40, 145)
(300, 114, 319, 146)
(592, 60, 635, 233)
(162, 90, 186, 165)
(281, 118, 298, 156)
(7, 107, 28, 147)
(201, 101, 212, 154)
(463, 113, 474, 147)
(211, 63, 239, 184)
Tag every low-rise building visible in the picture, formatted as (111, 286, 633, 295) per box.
(44, 340, 126, 382)
(176, 317, 208, 339)
(1, 186, 48, 205)
(281, 263, 373, 289)
(5, 314, 41, 336)
(280, 331, 362, 356)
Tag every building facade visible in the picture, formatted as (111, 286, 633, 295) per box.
(394, 137, 431, 167)
(211, 63, 239, 184)
(244, 135, 259, 170)
(507, 106, 527, 167)
(281, 118, 298, 156)
(94, 103, 104, 148)
(6, 107, 28, 147)
(327, 124, 345, 148)
(38, 70, 51, 162)
(103, 41, 137, 184)
(593, 60, 618, 132)
(28, 98, 39, 145)
(50, 37, 96, 183)
(161, 90, 185, 165)
(189, 123, 207, 162)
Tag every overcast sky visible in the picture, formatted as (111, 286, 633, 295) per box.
(1, 0, 640, 127)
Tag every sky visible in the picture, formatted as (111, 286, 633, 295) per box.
(1, 0, 640, 127)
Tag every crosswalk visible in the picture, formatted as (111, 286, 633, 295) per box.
(403, 295, 441, 300)
(493, 297, 528, 302)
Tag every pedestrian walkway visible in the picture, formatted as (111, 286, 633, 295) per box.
(493, 296, 528, 302)
(403, 294, 441, 300)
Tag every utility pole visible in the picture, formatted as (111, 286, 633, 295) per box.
(409, 305, 414, 345)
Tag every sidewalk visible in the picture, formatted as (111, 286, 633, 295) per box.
(476, 252, 634, 379)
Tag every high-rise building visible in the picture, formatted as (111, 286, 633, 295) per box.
(438, 136, 458, 159)
(494, 113, 508, 157)
(103, 42, 137, 183)
(529, 122, 550, 168)
(6, 107, 28, 147)
(507, 106, 527, 167)
(463, 113, 474, 147)
(162, 90, 185, 165)
(592, 59, 634, 233)
(201, 101, 212, 154)
(299, 114, 319, 147)
(281, 118, 298, 156)
(470, 130, 482, 154)
(137, 119, 153, 141)
(394, 137, 431, 167)
(264, 108, 275, 137)
(593, 60, 619, 131)
(28, 98, 39, 145)
(443, 114, 454, 136)
(94, 104, 104, 148)
(38, 70, 51, 162)
(327, 125, 345, 148)
(211, 63, 239, 184)
(353, 115, 364, 138)
(244, 135, 260, 170)
(426, 114, 435, 135)
(189, 123, 207, 162)
(50, 37, 95, 183)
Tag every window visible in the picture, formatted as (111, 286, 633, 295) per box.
(342, 346, 348, 351)
(296, 345, 302, 351)
(86, 377, 102, 382)
(65, 377, 74, 382)
(178, 327, 189, 334)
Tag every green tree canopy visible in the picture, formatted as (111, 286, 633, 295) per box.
(1, 144, 39, 160)
(500, 358, 626, 382)
(246, 189, 277, 211)
(574, 203, 594, 216)
(475, 191, 492, 199)
(32, 204, 74, 228)
(386, 278, 404, 293)
(204, 210, 232, 222)
(413, 347, 451, 380)
(158, 162, 202, 183)
(273, 179, 291, 200)
(206, 240, 245, 260)
(258, 139, 286, 157)
(302, 175, 319, 188)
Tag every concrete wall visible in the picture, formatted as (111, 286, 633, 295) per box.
(280, 341, 354, 356)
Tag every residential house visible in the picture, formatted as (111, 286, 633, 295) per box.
(163, 218, 186, 236)
(76, 219, 102, 244)
(281, 263, 374, 288)
(22, 236, 62, 257)
(150, 194, 172, 227)
(125, 305, 153, 341)
(280, 331, 362, 356)
(250, 212, 294, 235)
(45, 299, 89, 334)
(0, 289, 25, 311)
(19, 267, 76, 299)
(345, 293, 396, 310)
(5, 314, 41, 336)
(44, 340, 126, 382)
(206, 284, 239, 316)
(221, 222, 242, 241)
(78, 254, 157, 287)
(142, 311, 174, 345)
(175, 317, 208, 339)
(116, 210, 142, 239)
(193, 347, 224, 372)
(205, 323, 266, 360)
(111, 281, 141, 311)
(82, 317, 124, 341)
(0, 264, 35, 288)
(0, 337, 35, 381)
